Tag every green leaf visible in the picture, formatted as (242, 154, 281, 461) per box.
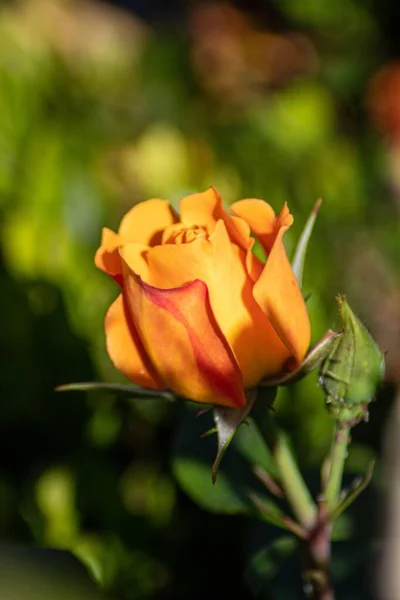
(234, 419, 279, 479)
(172, 406, 282, 520)
(244, 535, 298, 599)
(292, 198, 322, 288)
(56, 382, 174, 401)
(0, 545, 106, 600)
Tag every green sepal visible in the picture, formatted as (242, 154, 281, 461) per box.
(211, 389, 259, 484)
(330, 460, 376, 521)
(260, 330, 341, 388)
(56, 381, 175, 401)
(319, 295, 385, 424)
(292, 198, 322, 288)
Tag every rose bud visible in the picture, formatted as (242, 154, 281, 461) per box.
(95, 187, 311, 408)
(319, 295, 385, 425)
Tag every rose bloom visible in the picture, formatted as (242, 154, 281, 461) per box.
(95, 187, 310, 408)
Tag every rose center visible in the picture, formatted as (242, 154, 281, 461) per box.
(161, 223, 208, 245)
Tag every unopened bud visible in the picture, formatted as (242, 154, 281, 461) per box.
(319, 295, 385, 425)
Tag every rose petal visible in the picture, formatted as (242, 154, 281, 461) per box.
(119, 199, 178, 246)
(231, 200, 309, 361)
(246, 251, 264, 282)
(105, 294, 163, 389)
(94, 227, 123, 284)
(231, 199, 293, 254)
(119, 242, 149, 280)
(180, 187, 253, 250)
(145, 221, 290, 387)
(253, 221, 311, 363)
(122, 266, 245, 408)
(145, 236, 210, 289)
(210, 221, 291, 384)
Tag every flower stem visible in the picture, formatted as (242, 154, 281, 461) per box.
(301, 422, 351, 599)
(324, 424, 351, 513)
(252, 400, 316, 528)
(303, 504, 334, 600)
(274, 432, 316, 528)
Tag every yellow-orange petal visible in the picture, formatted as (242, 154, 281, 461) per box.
(180, 187, 253, 250)
(274, 202, 293, 232)
(246, 251, 265, 283)
(145, 236, 211, 289)
(95, 227, 123, 282)
(209, 220, 291, 384)
(122, 268, 245, 408)
(105, 294, 163, 389)
(119, 242, 149, 280)
(145, 221, 290, 387)
(230, 199, 293, 254)
(253, 222, 311, 364)
(118, 199, 178, 246)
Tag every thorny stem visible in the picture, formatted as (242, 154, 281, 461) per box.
(301, 422, 351, 599)
(268, 428, 335, 599)
(253, 397, 355, 599)
(303, 504, 334, 600)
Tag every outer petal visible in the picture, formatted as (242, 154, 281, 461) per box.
(230, 199, 293, 254)
(122, 266, 245, 408)
(144, 221, 291, 387)
(105, 294, 163, 389)
(209, 221, 291, 384)
(119, 199, 178, 246)
(94, 228, 123, 284)
(180, 187, 253, 251)
(253, 222, 311, 364)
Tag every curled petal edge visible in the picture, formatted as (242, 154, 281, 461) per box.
(123, 266, 246, 408)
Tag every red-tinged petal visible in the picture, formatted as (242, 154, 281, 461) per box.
(253, 223, 311, 364)
(230, 199, 294, 254)
(145, 221, 290, 387)
(94, 228, 123, 285)
(105, 294, 163, 389)
(122, 268, 246, 408)
(180, 187, 253, 250)
(119, 199, 178, 246)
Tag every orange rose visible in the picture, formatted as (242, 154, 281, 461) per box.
(95, 187, 311, 408)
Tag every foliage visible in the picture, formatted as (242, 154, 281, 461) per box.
(0, 0, 398, 598)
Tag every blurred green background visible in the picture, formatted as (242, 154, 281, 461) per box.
(0, 0, 399, 598)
